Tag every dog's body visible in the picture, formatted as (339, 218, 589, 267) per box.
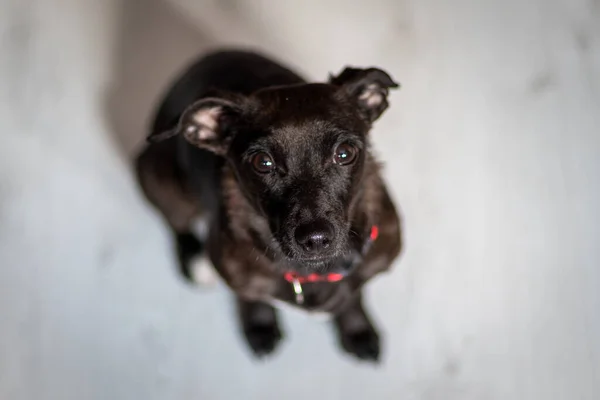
(136, 50, 402, 361)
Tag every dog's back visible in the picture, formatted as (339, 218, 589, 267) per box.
(151, 51, 305, 136)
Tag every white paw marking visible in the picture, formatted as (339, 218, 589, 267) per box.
(189, 255, 218, 288)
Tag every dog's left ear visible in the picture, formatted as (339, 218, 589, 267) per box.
(147, 97, 241, 155)
(330, 67, 400, 123)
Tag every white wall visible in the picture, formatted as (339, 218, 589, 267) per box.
(1, 0, 599, 399)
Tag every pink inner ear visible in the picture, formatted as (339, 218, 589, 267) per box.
(190, 106, 221, 140)
(365, 92, 383, 107)
(358, 84, 384, 108)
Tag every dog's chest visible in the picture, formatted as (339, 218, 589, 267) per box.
(270, 279, 350, 318)
(188, 253, 344, 318)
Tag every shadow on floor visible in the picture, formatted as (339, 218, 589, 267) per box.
(103, 0, 218, 161)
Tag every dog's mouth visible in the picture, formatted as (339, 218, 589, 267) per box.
(280, 250, 360, 276)
(283, 255, 337, 270)
(296, 256, 333, 266)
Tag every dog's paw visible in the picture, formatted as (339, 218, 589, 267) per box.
(188, 255, 218, 288)
(340, 328, 381, 362)
(243, 323, 283, 358)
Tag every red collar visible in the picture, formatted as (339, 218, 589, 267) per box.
(283, 225, 379, 284)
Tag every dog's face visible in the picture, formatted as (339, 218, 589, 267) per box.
(150, 68, 398, 273)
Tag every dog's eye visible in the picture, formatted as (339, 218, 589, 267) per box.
(333, 143, 358, 166)
(251, 152, 275, 173)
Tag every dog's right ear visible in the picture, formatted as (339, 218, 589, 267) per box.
(329, 67, 399, 124)
(147, 97, 241, 156)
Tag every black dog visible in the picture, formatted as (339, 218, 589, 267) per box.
(135, 50, 403, 362)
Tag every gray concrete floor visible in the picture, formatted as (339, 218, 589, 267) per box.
(1, 0, 599, 399)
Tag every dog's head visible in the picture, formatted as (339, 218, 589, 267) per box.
(149, 67, 399, 273)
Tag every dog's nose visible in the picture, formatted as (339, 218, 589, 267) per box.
(294, 220, 334, 254)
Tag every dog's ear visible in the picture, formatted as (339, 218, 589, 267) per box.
(147, 97, 241, 155)
(330, 67, 399, 123)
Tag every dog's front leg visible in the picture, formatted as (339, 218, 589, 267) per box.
(333, 292, 380, 362)
(237, 298, 284, 358)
